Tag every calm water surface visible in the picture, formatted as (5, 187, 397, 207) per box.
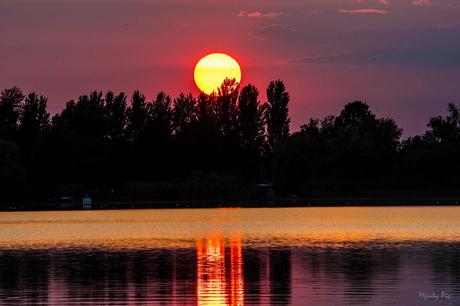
(0, 207, 459, 305)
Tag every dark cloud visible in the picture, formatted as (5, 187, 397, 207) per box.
(289, 29, 460, 67)
(290, 47, 460, 67)
(249, 24, 297, 40)
(437, 20, 460, 29)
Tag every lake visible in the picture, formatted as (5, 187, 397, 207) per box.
(0, 207, 459, 305)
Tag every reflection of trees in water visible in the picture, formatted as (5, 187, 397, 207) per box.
(106, 252, 129, 302)
(0, 250, 49, 305)
(0, 252, 20, 293)
(296, 250, 343, 302)
(62, 251, 132, 303)
(0, 249, 196, 304)
(173, 249, 197, 305)
(243, 248, 261, 304)
(341, 249, 377, 304)
(132, 251, 148, 301)
(429, 243, 460, 294)
(291, 246, 402, 305)
(130, 249, 196, 304)
(3, 243, 460, 304)
(151, 250, 174, 298)
(269, 249, 292, 305)
(337, 248, 401, 304)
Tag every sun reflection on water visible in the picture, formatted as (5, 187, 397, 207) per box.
(196, 236, 244, 305)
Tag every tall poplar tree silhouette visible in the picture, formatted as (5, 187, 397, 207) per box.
(265, 80, 290, 153)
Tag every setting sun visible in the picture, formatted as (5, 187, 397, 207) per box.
(194, 53, 241, 94)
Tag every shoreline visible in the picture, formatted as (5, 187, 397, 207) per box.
(2, 196, 460, 211)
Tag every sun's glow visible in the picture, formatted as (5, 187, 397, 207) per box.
(194, 53, 242, 94)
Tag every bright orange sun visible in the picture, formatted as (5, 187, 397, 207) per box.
(194, 53, 242, 95)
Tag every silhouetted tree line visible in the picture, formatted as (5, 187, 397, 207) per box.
(0, 80, 459, 204)
(0, 80, 289, 204)
(275, 101, 460, 196)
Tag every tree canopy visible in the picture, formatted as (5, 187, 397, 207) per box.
(0, 80, 459, 204)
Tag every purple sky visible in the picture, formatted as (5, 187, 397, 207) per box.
(2, 0, 460, 136)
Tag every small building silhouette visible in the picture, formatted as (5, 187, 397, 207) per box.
(82, 197, 92, 209)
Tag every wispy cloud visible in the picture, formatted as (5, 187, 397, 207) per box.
(237, 11, 282, 18)
(379, 0, 391, 5)
(338, 8, 389, 14)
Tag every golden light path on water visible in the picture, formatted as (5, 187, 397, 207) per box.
(0, 207, 459, 250)
(196, 236, 244, 305)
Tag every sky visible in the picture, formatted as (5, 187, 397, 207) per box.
(1, 0, 460, 136)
